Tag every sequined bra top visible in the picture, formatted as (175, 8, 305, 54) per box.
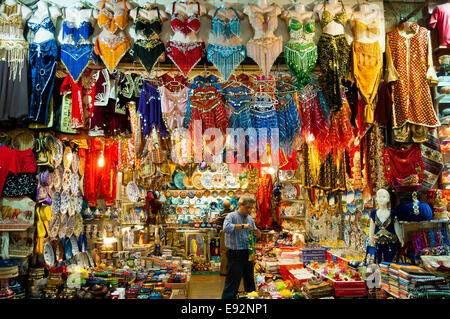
(27, 6, 55, 34)
(211, 6, 240, 40)
(170, 1, 201, 36)
(0, 4, 24, 34)
(247, 4, 279, 35)
(98, 0, 128, 33)
(134, 6, 162, 38)
(288, 18, 315, 42)
(320, 0, 349, 28)
(351, 18, 380, 37)
(63, 20, 94, 43)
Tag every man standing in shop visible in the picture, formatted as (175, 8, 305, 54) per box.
(221, 194, 261, 299)
(217, 200, 233, 276)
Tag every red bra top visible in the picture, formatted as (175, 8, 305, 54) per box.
(170, 1, 201, 36)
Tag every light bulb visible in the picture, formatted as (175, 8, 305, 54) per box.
(98, 151, 104, 167)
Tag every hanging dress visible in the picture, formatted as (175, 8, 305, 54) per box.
(284, 15, 317, 88)
(166, 1, 204, 77)
(60, 7, 97, 83)
(385, 23, 440, 143)
(27, 6, 58, 125)
(131, 6, 166, 74)
(245, 4, 283, 76)
(317, 0, 351, 112)
(159, 85, 188, 132)
(0, 3, 29, 121)
(95, 0, 130, 73)
(207, 6, 245, 81)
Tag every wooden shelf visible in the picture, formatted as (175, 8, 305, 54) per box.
(399, 219, 450, 224)
(281, 199, 304, 203)
(281, 216, 305, 220)
(0, 224, 33, 231)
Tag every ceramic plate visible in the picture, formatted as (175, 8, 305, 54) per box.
(192, 173, 203, 190)
(173, 172, 186, 190)
(62, 169, 72, 191)
(219, 190, 227, 198)
(49, 214, 61, 239)
(172, 190, 179, 198)
(126, 181, 139, 202)
(138, 185, 146, 199)
(235, 190, 243, 197)
(70, 174, 79, 195)
(195, 191, 203, 198)
(188, 207, 195, 214)
(58, 215, 68, 238)
(168, 206, 176, 214)
(71, 152, 80, 174)
(70, 235, 79, 255)
(201, 172, 213, 190)
(64, 237, 72, 260)
(54, 139, 63, 166)
(52, 170, 61, 192)
(43, 241, 55, 267)
(283, 183, 298, 200)
(184, 175, 193, 189)
(187, 191, 195, 198)
(195, 208, 201, 214)
(182, 207, 188, 214)
(228, 191, 235, 197)
(212, 191, 219, 198)
(51, 192, 61, 214)
(67, 215, 77, 237)
(55, 166, 63, 192)
(176, 207, 183, 214)
(60, 190, 70, 215)
(204, 190, 211, 197)
(180, 191, 187, 199)
(212, 174, 225, 189)
(74, 213, 83, 237)
(63, 146, 72, 169)
(165, 191, 172, 198)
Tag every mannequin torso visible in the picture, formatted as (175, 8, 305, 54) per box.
(351, 3, 381, 43)
(170, 1, 205, 43)
(314, 0, 352, 36)
(244, 2, 281, 40)
(0, 0, 32, 41)
(208, 3, 243, 46)
(282, 5, 315, 44)
(95, 0, 131, 42)
(59, 5, 95, 45)
(27, 1, 61, 43)
(130, 6, 168, 41)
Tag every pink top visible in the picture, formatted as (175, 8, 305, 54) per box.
(159, 86, 188, 131)
(429, 3, 450, 46)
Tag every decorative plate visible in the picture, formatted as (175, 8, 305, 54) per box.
(58, 215, 68, 238)
(184, 175, 193, 189)
(225, 175, 239, 189)
(195, 191, 203, 198)
(235, 190, 243, 197)
(70, 235, 79, 255)
(68, 198, 76, 216)
(192, 173, 203, 190)
(187, 191, 195, 198)
(201, 172, 213, 190)
(70, 173, 79, 195)
(165, 191, 172, 198)
(66, 215, 76, 237)
(54, 139, 63, 166)
(240, 177, 249, 189)
(168, 206, 176, 214)
(49, 214, 60, 239)
(180, 191, 187, 199)
(171, 190, 179, 198)
(209, 164, 218, 172)
(228, 191, 235, 197)
(280, 170, 295, 181)
(55, 166, 63, 192)
(43, 241, 55, 267)
(138, 185, 146, 199)
(63, 146, 73, 169)
(189, 198, 196, 206)
(182, 207, 188, 214)
(188, 207, 195, 214)
(173, 172, 186, 190)
(64, 237, 72, 260)
(196, 198, 203, 205)
(212, 174, 225, 189)
(71, 152, 80, 174)
(218, 201, 223, 210)
(204, 190, 211, 197)
(176, 207, 183, 214)
(195, 208, 201, 214)
(212, 191, 219, 198)
(60, 190, 70, 215)
(126, 181, 139, 202)
(210, 201, 218, 210)
(52, 170, 61, 192)
(219, 190, 227, 198)
(51, 192, 61, 214)
(73, 213, 83, 237)
(282, 183, 298, 200)
(62, 169, 72, 191)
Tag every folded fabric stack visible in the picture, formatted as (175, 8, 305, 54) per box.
(388, 266, 400, 298)
(379, 262, 391, 292)
(302, 278, 334, 299)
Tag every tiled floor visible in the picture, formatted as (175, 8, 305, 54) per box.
(188, 274, 244, 299)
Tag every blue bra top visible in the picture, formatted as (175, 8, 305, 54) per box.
(62, 21, 94, 43)
(27, 7, 55, 34)
(191, 75, 221, 89)
(211, 6, 240, 40)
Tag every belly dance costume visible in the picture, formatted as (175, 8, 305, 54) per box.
(138, 81, 167, 137)
(275, 83, 301, 154)
(0, 3, 29, 121)
(166, 2, 204, 77)
(246, 4, 283, 76)
(223, 85, 252, 131)
(131, 6, 165, 74)
(207, 6, 245, 81)
(284, 17, 317, 88)
(159, 85, 188, 132)
(317, 0, 351, 112)
(350, 18, 382, 123)
(60, 9, 97, 83)
(370, 209, 399, 263)
(27, 8, 58, 125)
(95, 0, 130, 73)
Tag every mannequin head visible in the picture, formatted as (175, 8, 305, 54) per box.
(258, 0, 269, 8)
(376, 189, 390, 209)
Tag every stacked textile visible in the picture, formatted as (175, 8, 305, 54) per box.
(379, 263, 390, 292)
(388, 266, 400, 298)
(302, 278, 334, 299)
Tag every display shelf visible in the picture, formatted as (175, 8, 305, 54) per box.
(0, 225, 33, 231)
(281, 216, 305, 220)
(399, 219, 450, 224)
(281, 199, 304, 203)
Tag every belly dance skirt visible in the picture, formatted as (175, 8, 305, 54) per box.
(131, 38, 165, 74)
(29, 39, 58, 125)
(246, 36, 283, 76)
(61, 43, 97, 83)
(284, 41, 317, 88)
(317, 34, 351, 113)
(166, 40, 205, 77)
(207, 44, 246, 81)
(95, 35, 131, 73)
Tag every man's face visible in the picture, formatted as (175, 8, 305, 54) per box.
(239, 203, 255, 216)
